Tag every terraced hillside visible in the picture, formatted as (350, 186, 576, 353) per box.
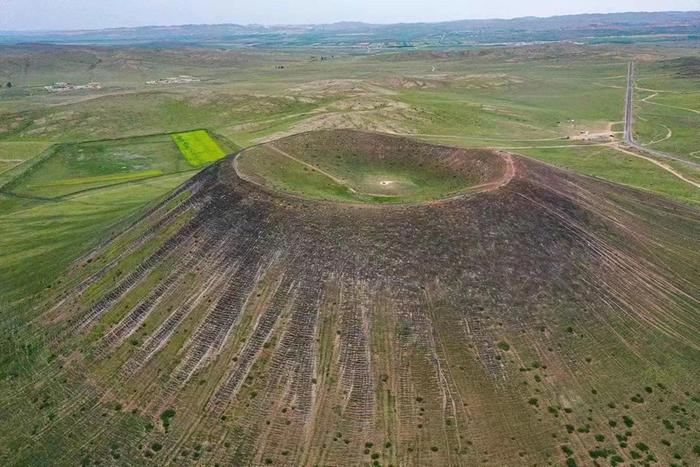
(1, 130, 698, 466)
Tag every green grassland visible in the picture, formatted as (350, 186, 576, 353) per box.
(0, 171, 193, 302)
(0, 141, 54, 185)
(634, 61, 700, 162)
(518, 145, 700, 205)
(0, 42, 698, 466)
(172, 129, 227, 167)
(1, 134, 194, 203)
(0, 43, 697, 300)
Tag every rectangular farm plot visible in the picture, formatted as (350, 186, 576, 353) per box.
(171, 130, 227, 167)
(4, 135, 191, 199)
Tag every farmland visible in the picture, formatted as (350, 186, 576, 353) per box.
(0, 22, 698, 467)
(172, 130, 228, 167)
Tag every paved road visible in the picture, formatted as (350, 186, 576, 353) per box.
(623, 62, 700, 169)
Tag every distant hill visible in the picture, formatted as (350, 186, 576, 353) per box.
(1, 11, 700, 47)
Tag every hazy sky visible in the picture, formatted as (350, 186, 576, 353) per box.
(1, 0, 699, 31)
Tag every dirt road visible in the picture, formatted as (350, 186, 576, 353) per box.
(623, 62, 700, 169)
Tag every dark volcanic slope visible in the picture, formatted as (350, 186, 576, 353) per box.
(4, 132, 699, 466)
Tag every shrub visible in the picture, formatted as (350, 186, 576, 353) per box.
(635, 442, 649, 452)
(497, 342, 510, 351)
(588, 449, 609, 459)
(160, 409, 176, 431)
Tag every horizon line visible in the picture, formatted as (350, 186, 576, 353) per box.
(0, 9, 697, 34)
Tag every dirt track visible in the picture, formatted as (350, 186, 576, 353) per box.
(623, 62, 700, 170)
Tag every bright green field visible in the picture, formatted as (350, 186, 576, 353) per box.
(171, 130, 227, 167)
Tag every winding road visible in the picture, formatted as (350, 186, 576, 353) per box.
(623, 62, 700, 169)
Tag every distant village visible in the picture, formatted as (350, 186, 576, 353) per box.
(44, 82, 102, 93)
(146, 75, 201, 85)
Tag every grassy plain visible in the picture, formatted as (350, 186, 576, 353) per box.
(634, 62, 700, 163)
(0, 46, 697, 282)
(1, 42, 698, 322)
(0, 41, 698, 466)
(518, 145, 700, 205)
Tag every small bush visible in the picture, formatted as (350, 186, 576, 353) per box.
(635, 442, 649, 452)
(588, 449, 609, 459)
(160, 409, 176, 421)
(497, 341, 510, 351)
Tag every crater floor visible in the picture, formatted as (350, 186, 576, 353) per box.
(234, 130, 513, 204)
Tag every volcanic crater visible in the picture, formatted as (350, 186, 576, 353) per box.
(234, 130, 514, 204)
(41, 130, 700, 466)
